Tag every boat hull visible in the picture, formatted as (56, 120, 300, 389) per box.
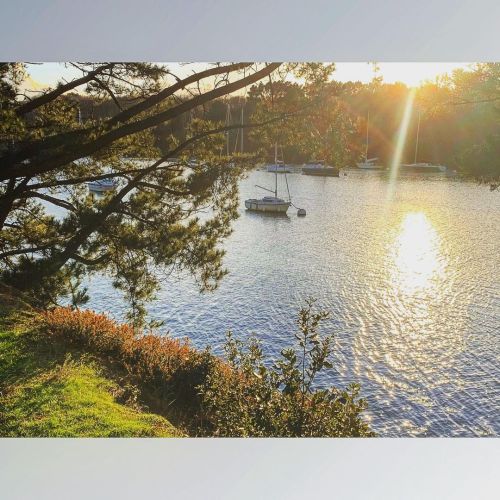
(245, 199, 290, 213)
(400, 164, 447, 173)
(87, 183, 115, 192)
(267, 165, 292, 173)
(302, 167, 339, 177)
(357, 163, 385, 170)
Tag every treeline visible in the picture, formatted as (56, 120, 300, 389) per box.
(71, 63, 499, 176)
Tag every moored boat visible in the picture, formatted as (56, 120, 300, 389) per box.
(244, 196, 291, 213)
(400, 162, 447, 173)
(267, 161, 292, 173)
(87, 178, 116, 193)
(357, 112, 385, 170)
(400, 111, 447, 174)
(245, 143, 292, 214)
(357, 158, 385, 170)
(302, 160, 339, 177)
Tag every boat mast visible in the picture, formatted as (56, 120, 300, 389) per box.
(414, 110, 421, 164)
(226, 103, 231, 156)
(365, 111, 370, 161)
(240, 105, 244, 153)
(274, 142, 278, 197)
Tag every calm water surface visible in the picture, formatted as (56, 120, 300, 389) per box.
(86, 170, 500, 437)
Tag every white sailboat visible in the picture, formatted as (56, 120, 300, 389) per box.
(245, 144, 291, 213)
(357, 112, 385, 170)
(267, 160, 292, 173)
(401, 111, 447, 173)
(87, 178, 116, 193)
(266, 144, 292, 173)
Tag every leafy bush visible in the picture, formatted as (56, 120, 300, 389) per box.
(40, 301, 374, 437)
(198, 299, 374, 436)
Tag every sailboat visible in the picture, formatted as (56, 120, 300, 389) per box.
(266, 144, 291, 173)
(245, 144, 291, 213)
(357, 112, 385, 170)
(400, 111, 447, 173)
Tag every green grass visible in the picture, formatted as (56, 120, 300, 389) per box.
(0, 304, 180, 437)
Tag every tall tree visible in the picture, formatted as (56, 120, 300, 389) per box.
(0, 62, 286, 321)
(1, 62, 337, 323)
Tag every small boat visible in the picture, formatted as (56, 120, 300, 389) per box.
(245, 196, 291, 213)
(266, 145, 291, 173)
(267, 161, 292, 173)
(87, 178, 116, 193)
(400, 162, 447, 173)
(302, 160, 339, 177)
(357, 112, 385, 170)
(400, 111, 447, 174)
(357, 157, 385, 170)
(245, 143, 291, 214)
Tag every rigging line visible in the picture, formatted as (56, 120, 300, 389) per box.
(225, 102, 232, 156)
(284, 169, 291, 202)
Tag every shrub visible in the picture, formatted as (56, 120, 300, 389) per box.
(40, 307, 211, 414)
(42, 307, 134, 357)
(39, 301, 374, 437)
(198, 299, 374, 437)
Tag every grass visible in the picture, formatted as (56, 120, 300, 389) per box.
(0, 301, 181, 437)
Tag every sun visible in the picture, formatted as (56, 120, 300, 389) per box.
(333, 62, 470, 87)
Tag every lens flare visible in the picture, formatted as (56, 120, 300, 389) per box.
(386, 88, 416, 200)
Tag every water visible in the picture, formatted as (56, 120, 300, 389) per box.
(85, 169, 500, 437)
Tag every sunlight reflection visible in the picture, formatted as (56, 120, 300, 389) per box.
(391, 212, 445, 295)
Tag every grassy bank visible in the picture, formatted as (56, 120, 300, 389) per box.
(0, 288, 373, 437)
(0, 298, 180, 437)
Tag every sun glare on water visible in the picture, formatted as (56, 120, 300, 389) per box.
(391, 212, 445, 296)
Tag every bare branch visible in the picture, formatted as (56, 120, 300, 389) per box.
(20, 191, 77, 212)
(72, 252, 110, 265)
(136, 181, 190, 196)
(91, 77, 123, 111)
(0, 244, 56, 259)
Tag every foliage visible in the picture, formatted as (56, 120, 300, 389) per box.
(246, 66, 358, 166)
(36, 301, 373, 437)
(40, 306, 213, 413)
(341, 63, 500, 177)
(0, 63, 283, 322)
(199, 299, 374, 437)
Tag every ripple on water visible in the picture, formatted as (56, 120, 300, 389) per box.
(85, 171, 500, 436)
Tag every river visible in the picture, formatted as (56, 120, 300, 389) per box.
(83, 168, 499, 437)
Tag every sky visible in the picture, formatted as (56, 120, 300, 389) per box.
(24, 62, 471, 93)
